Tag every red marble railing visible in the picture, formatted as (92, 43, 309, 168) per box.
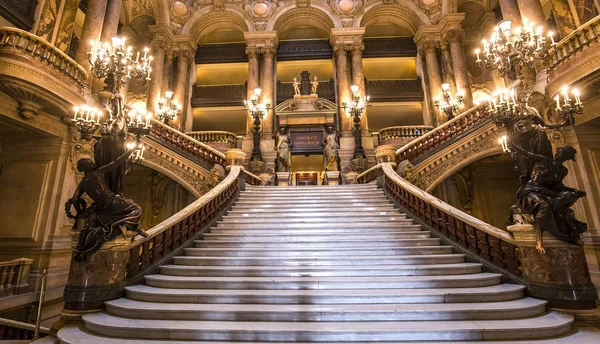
(149, 119, 227, 168)
(126, 166, 242, 280)
(360, 163, 522, 278)
(396, 103, 490, 164)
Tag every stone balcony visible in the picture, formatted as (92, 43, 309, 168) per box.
(186, 130, 240, 151)
(0, 28, 86, 121)
(378, 125, 434, 148)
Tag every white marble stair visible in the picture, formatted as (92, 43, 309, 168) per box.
(58, 184, 585, 343)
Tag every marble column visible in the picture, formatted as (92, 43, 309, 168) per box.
(173, 49, 194, 130)
(422, 42, 444, 125)
(440, 43, 457, 95)
(446, 29, 474, 109)
(99, 0, 122, 42)
(499, 0, 522, 24)
(74, 0, 108, 76)
(259, 48, 275, 136)
(350, 43, 368, 131)
(146, 40, 167, 114)
(334, 45, 352, 132)
(246, 48, 260, 135)
(516, 0, 546, 28)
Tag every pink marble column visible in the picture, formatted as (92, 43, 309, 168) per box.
(516, 0, 546, 28)
(146, 40, 166, 114)
(350, 44, 368, 131)
(259, 48, 275, 135)
(75, 0, 108, 76)
(499, 0, 522, 24)
(99, 0, 122, 42)
(446, 29, 474, 109)
(422, 42, 444, 125)
(173, 49, 194, 130)
(246, 48, 260, 135)
(334, 45, 352, 132)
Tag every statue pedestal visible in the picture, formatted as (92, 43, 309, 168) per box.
(351, 157, 368, 173)
(259, 173, 273, 186)
(326, 171, 340, 185)
(276, 172, 291, 186)
(248, 159, 265, 173)
(344, 171, 359, 184)
(507, 224, 598, 310)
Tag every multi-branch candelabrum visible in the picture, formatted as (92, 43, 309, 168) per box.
(71, 35, 153, 148)
(342, 84, 369, 160)
(157, 91, 180, 125)
(475, 18, 552, 78)
(244, 87, 271, 161)
(434, 83, 464, 120)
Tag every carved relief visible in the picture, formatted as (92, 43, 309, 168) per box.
(132, 0, 154, 17)
(170, 1, 192, 34)
(245, 0, 280, 31)
(326, 0, 362, 27)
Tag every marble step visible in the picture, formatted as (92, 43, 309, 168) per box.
(144, 273, 503, 289)
(158, 263, 483, 277)
(125, 284, 525, 304)
(232, 202, 394, 208)
(173, 254, 466, 267)
(213, 222, 416, 229)
(245, 185, 378, 191)
(202, 232, 430, 241)
(208, 226, 423, 235)
(104, 298, 547, 322)
(58, 324, 600, 344)
(227, 208, 399, 215)
(81, 312, 573, 341)
(184, 246, 454, 257)
(234, 198, 392, 205)
(218, 216, 408, 224)
(236, 196, 390, 202)
(193, 238, 441, 249)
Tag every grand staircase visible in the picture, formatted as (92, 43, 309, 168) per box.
(58, 183, 593, 343)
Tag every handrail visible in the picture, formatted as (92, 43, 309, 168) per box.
(395, 103, 490, 164)
(126, 165, 242, 280)
(378, 125, 434, 144)
(186, 131, 238, 148)
(242, 169, 262, 185)
(0, 27, 87, 88)
(0, 258, 33, 297)
(149, 119, 227, 168)
(357, 164, 382, 184)
(0, 317, 50, 336)
(547, 15, 600, 69)
(360, 163, 521, 277)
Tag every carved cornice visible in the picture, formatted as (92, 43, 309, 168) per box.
(244, 31, 279, 50)
(330, 27, 366, 48)
(414, 25, 441, 53)
(439, 13, 466, 44)
(172, 35, 198, 62)
(149, 25, 176, 55)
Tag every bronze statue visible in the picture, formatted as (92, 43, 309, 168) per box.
(275, 127, 292, 172)
(323, 126, 339, 171)
(94, 117, 128, 195)
(503, 109, 587, 252)
(66, 149, 147, 261)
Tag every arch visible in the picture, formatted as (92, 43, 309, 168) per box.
(355, 1, 431, 34)
(150, 0, 170, 25)
(268, 3, 342, 32)
(126, 15, 156, 45)
(139, 158, 202, 198)
(180, 6, 252, 43)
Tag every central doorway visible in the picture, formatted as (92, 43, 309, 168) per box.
(291, 154, 323, 186)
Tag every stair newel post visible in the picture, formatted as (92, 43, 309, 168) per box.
(226, 149, 248, 190)
(507, 225, 599, 316)
(374, 145, 397, 188)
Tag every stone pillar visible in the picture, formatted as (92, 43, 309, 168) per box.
(173, 42, 196, 130)
(422, 42, 444, 125)
(259, 48, 276, 136)
(99, 0, 122, 42)
(246, 48, 260, 135)
(74, 0, 108, 76)
(334, 45, 351, 131)
(516, 0, 546, 28)
(499, 0, 522, 24)
(440, 43, 457, 95)
(350, 43, 368, 131)
(445, 29, 474, 109)
(146, 42, 166, 114)
(507, 225, 598, 310)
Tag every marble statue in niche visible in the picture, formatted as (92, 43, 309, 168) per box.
(275, 127, 292, 172)
(323, 126, 339, 171)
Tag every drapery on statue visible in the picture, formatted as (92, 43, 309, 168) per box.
(275, 127, 292, 172)
(94, 117, 127, 195)
(504, 109, 587, 253)
(310, 76, 319, 95)
(66, 149, 148, 261)
(323, 126, 339, 171)
(292, 77, 301, 96)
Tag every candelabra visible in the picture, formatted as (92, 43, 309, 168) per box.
(434, 83, 464, 120)
(475, 19, 550, 78)
(72, 106, 103, 140)
(554, 86, 583, 122)
(244, 88, 271, 161)
(486, 88, 529, 126)
(157, 91, 180, 125)
(342, 84, 369, 160)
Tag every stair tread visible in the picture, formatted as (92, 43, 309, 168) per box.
(176, 253, 465, 261)
(162, 263, 482, 271)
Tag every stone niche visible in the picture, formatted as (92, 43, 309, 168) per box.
(275, 95, 337, 128)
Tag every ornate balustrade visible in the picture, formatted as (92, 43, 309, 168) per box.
(396, 103, 490, 165)
(547, 15, 600, 97)
(378, 125, 433, 147)
(242, 169, 262, 186)
(186, 131, 238, 151)
(0, 258, 33, 297)
(359, 163, 522, 278)
(0, 28, 87, 118)
(276, 79, 336, 103)
(149, 119, 227, 170)
(366, 78, 424, 102)
(126, 166, 243, 282)
(191, 84, 246, 107)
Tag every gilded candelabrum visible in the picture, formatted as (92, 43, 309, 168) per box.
(342, 84, 369, 160)
(434, 83, 464, 120)
(157, 90, 181, 125)
(244, 87, 271, 161)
